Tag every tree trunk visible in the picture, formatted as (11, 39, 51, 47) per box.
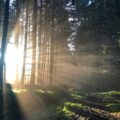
(0, 0, 10, 89)
(14, 23, 20, 84)
(21, 1, 28, 85)
(49, 0, 55, 86)
(30, 0, 37, 86)
(37, 0, 43, 85)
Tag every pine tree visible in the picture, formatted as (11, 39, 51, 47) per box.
(0, 0, 10, 89)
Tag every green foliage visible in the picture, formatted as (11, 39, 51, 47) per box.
(69, 88, 87, 98)
(74, 0, 120, 72)
(107, 103, 120, 112)
(61, 106, 74, 117)
(99, 91, 120, 98)
(1, 88, 120, 119)
(64, 101, 87, 110)
(70, 93, 85, 100)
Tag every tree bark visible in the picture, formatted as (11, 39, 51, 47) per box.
(21, 1, 28, 85)
(0, 0, 10, 89)
(37, 0, 43, 85)
(49, 0, 55, 86)
(30, 0, 37, 86)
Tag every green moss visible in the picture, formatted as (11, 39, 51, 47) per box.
(70, 93, 85, 100)
(100, 91, 120, 97)
(60, 101, 87, 118)
(64, 102, 87, 110)
(64, 102, 82, 108)
(62, 106, 74, 117)
(107, 103, 120, 112)
(97, 91, 120, 101)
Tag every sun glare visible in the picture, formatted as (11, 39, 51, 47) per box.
(5, 44, 23, 84)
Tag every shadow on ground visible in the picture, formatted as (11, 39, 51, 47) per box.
(0, 83, 26, 120)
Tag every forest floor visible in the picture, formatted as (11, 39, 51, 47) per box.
(0, 85, 120, 120)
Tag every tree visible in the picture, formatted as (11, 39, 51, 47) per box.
(21, 1, 29, 85)
(49, 0, 55, 86)
(37, 0, 43, 85)
(0, 0, 10, 88)
(30, 0, 37, 86)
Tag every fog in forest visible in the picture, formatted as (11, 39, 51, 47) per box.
(0, 0, 120, 120)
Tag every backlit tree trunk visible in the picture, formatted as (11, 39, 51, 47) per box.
(37, 0, 43, 85)
(30, 0, 37, 86)
(0, 0, 10, 88)
(21, 1, 28, 85)
(49, 0, 55, 86)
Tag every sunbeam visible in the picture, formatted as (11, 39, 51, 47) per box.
(5, 43, 23, 84)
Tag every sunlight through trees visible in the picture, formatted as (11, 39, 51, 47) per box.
(0, 0, 120, 120)
(0, 0, 119, 90)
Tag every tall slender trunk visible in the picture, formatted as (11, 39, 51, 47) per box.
(49, 0, 55, 86)
(21, 1, 28, 85)
(30, 0, 37, 86)
(14, 23, 20, 84)
(37, 0, 43, 85)
(40, 1, 48, 86)
(0, 0, 10, 88)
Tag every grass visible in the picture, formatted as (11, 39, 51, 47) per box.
(99, 91, 120, 98)
(107, 103, 120, 112)
(0, 88, 120, 120)
(61, 106, 75, 117)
